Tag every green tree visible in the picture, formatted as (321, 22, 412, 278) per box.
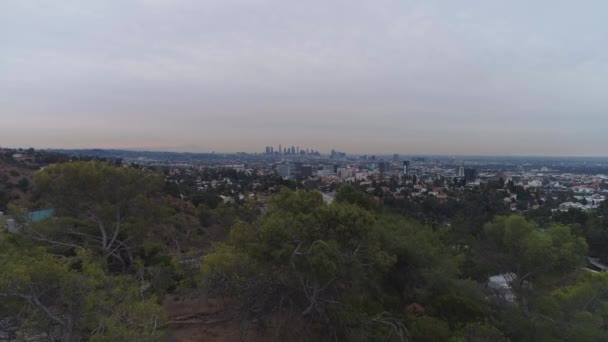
(480, 215, 587, 304)
(29, 162, 164, 270)
(531, 271, 608, 341)
(0, 235, 164, 341)
(16, 177, 30, 192)
(200, 189, 403, 341)
(335, 183, 380, 212)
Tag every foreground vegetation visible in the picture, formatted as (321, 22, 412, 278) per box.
(2, 161, 608, 341)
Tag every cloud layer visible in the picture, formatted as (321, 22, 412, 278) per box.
(1, 0, 607, 155)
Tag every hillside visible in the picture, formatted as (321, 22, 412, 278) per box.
(2, 160, 608, 341)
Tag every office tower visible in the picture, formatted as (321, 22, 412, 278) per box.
(294, 162, 303, 173)
(464, 168, 478, 183)
(457, 166, 465, 178)
(301, 165, 313, 178)
(403, 161, 410, 174)
(378, 161, 390, 175)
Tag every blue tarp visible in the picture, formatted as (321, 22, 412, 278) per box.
(27, 209, 55, 222)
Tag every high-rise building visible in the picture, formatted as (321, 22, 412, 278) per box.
(294, 162, 303, 173)
(291, 146, 296, 155)
(464, 168, 478, 183)
(301, 165, 313, 178)
(378, 161, 390, 175)
(403, 161, 410, 174)
(279, 144, 282, 154)
(457, 166, 465, 178)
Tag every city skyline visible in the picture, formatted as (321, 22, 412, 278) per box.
(2, 0, 608, 156)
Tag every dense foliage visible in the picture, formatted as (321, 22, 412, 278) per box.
(2, 161, 608, 341)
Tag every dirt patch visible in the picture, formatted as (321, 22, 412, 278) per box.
(162, 295, 275, 342)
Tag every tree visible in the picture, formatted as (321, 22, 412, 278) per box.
(29, 162, 165, 270)
(16, 177, 30, 192)
(530, 271, 608, 341)
(334, 183, 380, 212)
(479, 215, 587, 304)
(0, 237, 164, 341)
(200, 189, 404, 341)
(454, 322, 509, 342)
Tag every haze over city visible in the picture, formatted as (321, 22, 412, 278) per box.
(2, 0, 607, 155)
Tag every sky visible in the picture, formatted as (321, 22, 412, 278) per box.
(1, 0, 607, 155)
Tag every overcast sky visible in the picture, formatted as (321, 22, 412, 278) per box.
(1, 0, 607, 155)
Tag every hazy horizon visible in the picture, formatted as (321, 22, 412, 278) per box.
(7, 144, 608, 159)
(2, 1, 607, 156)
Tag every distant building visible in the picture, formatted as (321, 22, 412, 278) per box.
(317, 169, 332, 177)
(378, 161, 390, 175)
(355, 172, 368, 180)
(276, 164, 291, 177)
(464, 168, 478, 183)
(337, 167, 352, 179)
(403, 161, 410, 175)
(457, 166, 465, 178)
(301, 166, 313, 178)
(294, 162, 303, 173)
